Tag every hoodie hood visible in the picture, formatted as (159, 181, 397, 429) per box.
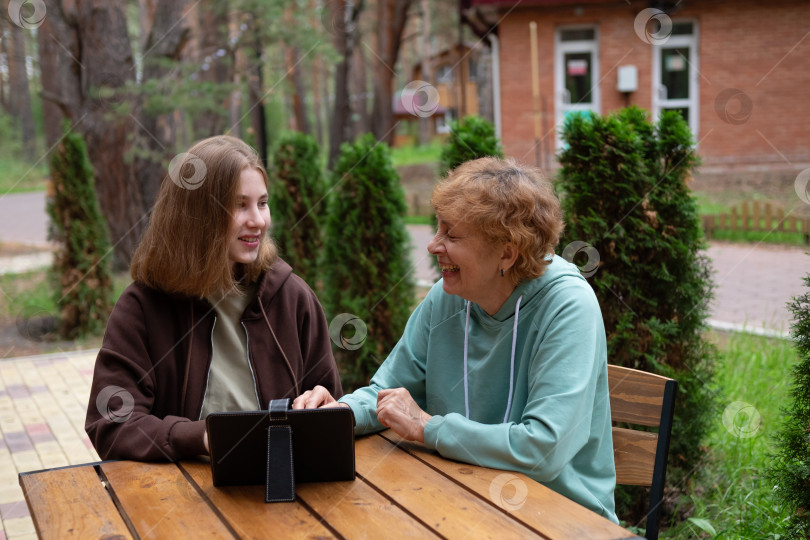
(242, 258, 293, 319)
(487, 254, 588, 323)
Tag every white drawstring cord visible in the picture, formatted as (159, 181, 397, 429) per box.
(462, 294, 524, 422)
(463, 301, 471, 419)
(503, 295, 523, 422)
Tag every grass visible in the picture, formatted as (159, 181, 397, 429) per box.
(0, 154, 49, 194)
(390, 141, 442, 167)
(0, 269, 56, 320)
(0, 267, 132, 353)
(403, 215, 433, 226)
(709, 228, 808, 247)
(662, 331, 796, 539)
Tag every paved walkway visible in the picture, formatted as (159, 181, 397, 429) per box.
(0, 192, 807, 538)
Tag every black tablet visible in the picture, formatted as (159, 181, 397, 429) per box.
(206, 406, 356, 487)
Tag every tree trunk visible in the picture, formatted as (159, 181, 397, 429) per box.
(190, 0, 231, 138)
(230, 49, 246, 140)
(0, 26, 6, 110)
(247, 39, 268, 168)
(5, 0, 37, 161)
(138, 0, 157, 51)
(311, 53, 324, 146)
(328, 0, 363, 167)
(228, 11, 247, 140)
(284, 44, 310, 135)
(37, 0, 143, 269)
(36, 0, 81, 151)
(133, 0, 192, 213)
(417, 0, 432, 146)
(370, 0, 413, 145)
(351, 39, 369, 138)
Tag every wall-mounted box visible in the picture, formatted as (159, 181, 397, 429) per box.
(617, 65, 638, 93)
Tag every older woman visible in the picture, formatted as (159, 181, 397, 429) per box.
(294, 157, 616, 522)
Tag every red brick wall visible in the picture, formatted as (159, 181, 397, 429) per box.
(495, 0, 810, 170)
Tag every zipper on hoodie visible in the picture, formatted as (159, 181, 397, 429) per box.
(199, 315, 217, 420)
(242, 321, 261, 409)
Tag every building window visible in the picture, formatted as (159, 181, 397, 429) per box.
(653, 21, 699, 135)
(555, 25, 600, 148)
(436, 65, 453, 84)
(468, 58, 478, 82)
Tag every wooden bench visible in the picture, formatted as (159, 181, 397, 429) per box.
(702, 201, 810, 244)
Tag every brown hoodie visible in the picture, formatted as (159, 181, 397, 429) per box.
(85, 259, 342, 461)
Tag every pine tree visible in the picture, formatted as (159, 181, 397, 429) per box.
(47, 128, 113, 339)
(322, 134, 415, 390)
(268, 132, 327, 287)
(768, 267, 810, 539)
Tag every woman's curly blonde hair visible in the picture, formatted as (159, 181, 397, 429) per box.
(431, 157, 564, 286)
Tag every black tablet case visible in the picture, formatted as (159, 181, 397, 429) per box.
(206, 399, 355, 502)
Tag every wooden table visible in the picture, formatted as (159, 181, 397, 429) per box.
(20, 431, 637, 539)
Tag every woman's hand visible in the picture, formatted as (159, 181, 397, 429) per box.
(292, 385, 348, 409)
(376, 388, 431, 443)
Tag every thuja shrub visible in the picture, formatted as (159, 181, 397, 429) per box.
(268, 132, 327, 287)
(47, 128, 113, 339)
(432, 116, 504, 273)
(768, 267, 810, 539)
(322, 134, 415, 390)
(556, 107, 716, 523)
(439, 115, 504, 176)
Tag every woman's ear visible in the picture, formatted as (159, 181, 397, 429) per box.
(500, 242, 519, 270)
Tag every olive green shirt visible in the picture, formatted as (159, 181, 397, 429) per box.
(200, 283, 260, 418)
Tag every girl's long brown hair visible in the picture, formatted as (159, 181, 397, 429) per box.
(130, 136, 277, 297)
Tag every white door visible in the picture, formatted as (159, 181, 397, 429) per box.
(653, 21, 699, 135)
(555, 26, 600, 148)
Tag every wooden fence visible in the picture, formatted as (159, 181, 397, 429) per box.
(702, 201, 810, 244)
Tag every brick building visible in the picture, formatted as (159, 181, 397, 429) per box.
(461, 0, 810, 176)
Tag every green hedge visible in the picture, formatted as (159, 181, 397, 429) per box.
(268, 132, 327, 287)
(768, 266, 810, 539)
(47, 128, 113, 339)
(322, 134, 415, 390)
(556, 107, 717, 527)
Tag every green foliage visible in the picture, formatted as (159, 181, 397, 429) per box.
(768, 267, 810, 539)
(47, 128, 113, 339)
(556, 107, 716, 524)
(432, 116, 504, 272)
(391, 141, 443, 167)
(438, 116, 504, 176)
(665, 331, 794, 539)
(322, 134, 415, 390)
(268, 132, 327, 286)
(0, 112, 48, 193)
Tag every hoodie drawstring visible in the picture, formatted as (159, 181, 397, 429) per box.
(463, 295, 524, 423)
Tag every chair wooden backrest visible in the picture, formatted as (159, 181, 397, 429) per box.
(608, 364, 677, 540)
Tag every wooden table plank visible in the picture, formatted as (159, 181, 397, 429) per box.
(296, 475, 438, 539)
(20, 465, 134, 540)
(356, 434, 546, 539)
(180, 460, 336, 540)
(380, 432, 638, 540)
(100, 461, 233, 539)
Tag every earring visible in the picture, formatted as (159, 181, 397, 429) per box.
(500, 268, 505, 277)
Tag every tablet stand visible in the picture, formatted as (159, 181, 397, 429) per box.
(265, 398, 295, 502)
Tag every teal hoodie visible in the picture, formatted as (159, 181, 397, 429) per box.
(340, 255, 617, 522)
